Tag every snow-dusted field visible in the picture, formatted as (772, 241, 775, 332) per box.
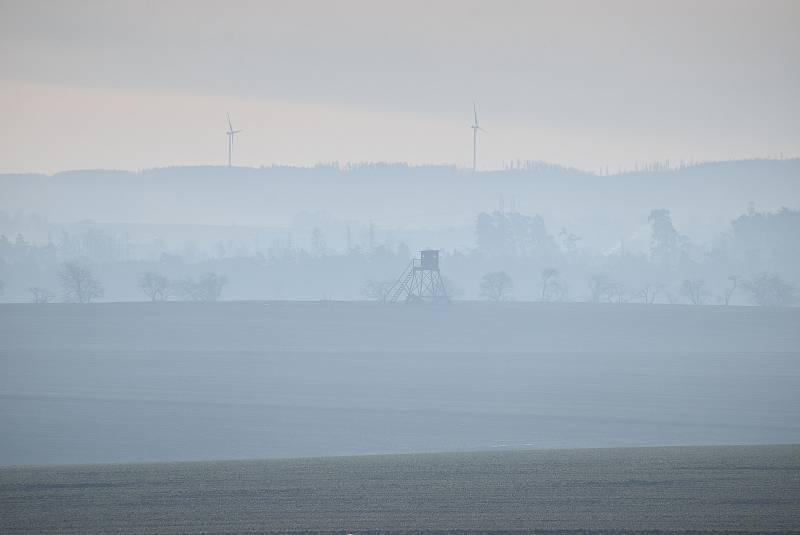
(1, 301, 799, 465)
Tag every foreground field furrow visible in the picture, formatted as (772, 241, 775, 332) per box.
(1, 445, 799, 534)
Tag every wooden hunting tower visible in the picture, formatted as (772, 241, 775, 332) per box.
(384, 249, 449, 303)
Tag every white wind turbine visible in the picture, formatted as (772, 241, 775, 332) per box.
(471, 102, 486, 172)
(226, 113, 242, 167)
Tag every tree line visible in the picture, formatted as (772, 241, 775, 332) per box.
(1, 206, 798, 305)
(465, 269, 796, 306)
(26, 263, 227, 303)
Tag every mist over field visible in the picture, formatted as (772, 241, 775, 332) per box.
(2, 1, 800, 533)
(1, 159, 799, 304)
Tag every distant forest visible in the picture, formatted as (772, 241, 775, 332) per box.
(2, 159, 798, 237)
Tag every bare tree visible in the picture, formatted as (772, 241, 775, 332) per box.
(197, 273, 227, 301)
(723, 275, 740, 306)
(608, 281, 629, 304)
(29, 287, 56, 304)
(58, 262, 103, 303)
(540, 268, 568, 302)
(638, 283, 660, 304)
(742, 273, 797, 306)
(588, 274, 623, 303)
(480, 271, 513, 301)
(551, 281, 569, 302)
(175, 273, 227, 302)
(540, 268, 558, 301)
(311, 227, 326, 257)
(680, 278, 706, 305)
(138, 272, 170, 302)
(361, 279, 393, 301)
(588, 274, 611, 303)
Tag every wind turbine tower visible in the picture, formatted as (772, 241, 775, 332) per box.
(226, 113, 243, 167)
(471, 102, 485, 172)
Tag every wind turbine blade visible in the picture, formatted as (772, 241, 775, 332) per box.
(479, 127, 487, 133)
(227, 113, 233, 132)
(233, 129, 243, 134)
(473, 102, 478, 126)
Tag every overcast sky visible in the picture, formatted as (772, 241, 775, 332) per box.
(1, 0, 798, 174)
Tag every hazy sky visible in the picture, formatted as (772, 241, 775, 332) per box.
(1, 0, 798, 173)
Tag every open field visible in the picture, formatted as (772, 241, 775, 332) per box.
(1, 444, 799, 534)
(1, 301, 799, 465)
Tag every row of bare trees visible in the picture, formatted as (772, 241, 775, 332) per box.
(421, 269, 797, 306)
(29, 262, 105, 303)
(137, 271, 227, 302)
(24, 263, 227, 303)
(587, 273, 795, 306)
